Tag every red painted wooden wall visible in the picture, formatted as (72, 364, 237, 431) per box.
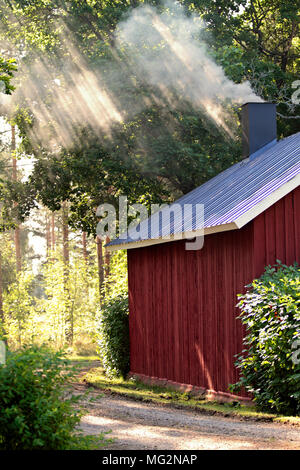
(127, 187, 300, 396)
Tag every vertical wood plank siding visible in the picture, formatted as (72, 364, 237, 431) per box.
(128, 187, 300, 396)
(253, 186, 300, 276)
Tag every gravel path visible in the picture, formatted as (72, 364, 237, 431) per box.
(79, 392, 300, 450)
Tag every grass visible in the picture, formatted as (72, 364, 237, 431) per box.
(65, 355, 115, 449)
(72, 359, 300, 426)
(67, 354, 100, 370)
(71, 433, 114, 450)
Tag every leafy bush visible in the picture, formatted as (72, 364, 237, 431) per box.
(97, 292, 129, 378)
(97, 250, 129, 378)
(231, 262, 300, 415)
(0, 346, 93, 449)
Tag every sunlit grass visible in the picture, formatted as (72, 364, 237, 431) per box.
(67, 354, 99, 362)
(77, 363, 300, 425)
(65, 357, 300, 425)
(66, 355, 101, 377)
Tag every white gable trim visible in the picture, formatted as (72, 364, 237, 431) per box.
(234, 173, 300, 229)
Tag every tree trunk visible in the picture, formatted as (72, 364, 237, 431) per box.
(96, 236, 104, 302)
(46, 213, 51, 258)
(11, 125, 21, 273)
(62, 204, 69, 268)
(82, 231, 88, 263)
(82, 231, 89, 300)
(62, 203, 72, 345)
(51, 213, 55, 252)
(0, 251, 6, 344)
(14, 228, 21, 273)
(104, 236, 111, 277)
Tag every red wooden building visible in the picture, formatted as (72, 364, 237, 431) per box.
(108, 103, 300, 400)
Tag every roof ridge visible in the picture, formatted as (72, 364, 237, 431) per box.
(170, 132, 300, 207)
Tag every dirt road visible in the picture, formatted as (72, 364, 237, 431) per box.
(80, 392, 300, 450)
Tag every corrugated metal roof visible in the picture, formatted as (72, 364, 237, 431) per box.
(108, 132, 300, 249)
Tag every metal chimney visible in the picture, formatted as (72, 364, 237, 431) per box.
(241, 102, 277, 158)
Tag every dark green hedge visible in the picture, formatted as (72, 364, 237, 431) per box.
(97, 292, 129, 378)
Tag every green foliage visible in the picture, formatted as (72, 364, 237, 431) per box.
(41, 251, 99, 351)
(102, 249, 128, 299)
(97, 291, 129, 379)
(97, 250, 129, 378)
(1, 0, 242, 232)
(3, 271, 36, 348)
(0, 234, 16, 289)
(231, 262, 300, 415)
(0, 55, 17, 95)
(1, 238, 99, 353)
(2, 0, 299, 229)
(0, 346, 86, 450)
(29, 130, 168, 236)
(189, 0, 300, 135)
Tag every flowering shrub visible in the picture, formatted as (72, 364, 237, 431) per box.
(231, 262, 300, 415)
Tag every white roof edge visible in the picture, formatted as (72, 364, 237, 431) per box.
(234, 173, 300, 229)
(106, 222, 238, 252)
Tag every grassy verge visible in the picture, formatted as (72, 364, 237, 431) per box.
(67, 354, 99, 365)
(76, 361, 300, 426)
(65, 356, 114, 449)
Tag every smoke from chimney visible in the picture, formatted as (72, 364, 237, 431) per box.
(1, 1, 264, 150)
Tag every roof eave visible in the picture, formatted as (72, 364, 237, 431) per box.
(106, 222, 238, 252)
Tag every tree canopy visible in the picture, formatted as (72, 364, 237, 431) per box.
(0, 0, 299, 234)
(0, 55, 17, 94)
